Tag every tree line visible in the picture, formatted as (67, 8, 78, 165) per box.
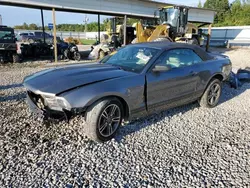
(14, 22, 106, 32)
(199, 0, 250, 26)
(13, 18, 138, 32)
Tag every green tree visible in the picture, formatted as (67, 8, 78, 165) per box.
(204, 0, 230, 25)
(23, 22, 29, 30)
(29, 23, 38, 30)
(226, 0, 250, 26)
(198, 0, 203, 8)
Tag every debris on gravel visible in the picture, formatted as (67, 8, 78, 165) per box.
(0, 48, 249, 187)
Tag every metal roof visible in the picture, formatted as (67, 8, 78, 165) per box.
(0, 0, 215, 23)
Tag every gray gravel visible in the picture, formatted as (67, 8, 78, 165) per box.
(0, 48, 250, 187)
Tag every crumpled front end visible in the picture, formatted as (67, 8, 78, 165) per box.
(26, 90, 74, 121)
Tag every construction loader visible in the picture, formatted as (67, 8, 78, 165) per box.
(134, 5, 204, 45)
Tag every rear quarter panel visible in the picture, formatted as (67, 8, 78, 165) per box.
(196, 57, 232, 92)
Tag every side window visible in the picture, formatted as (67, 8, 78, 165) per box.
(155, 48, 203, 69)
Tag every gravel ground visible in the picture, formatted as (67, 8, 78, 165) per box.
(0, 48, 250, 187)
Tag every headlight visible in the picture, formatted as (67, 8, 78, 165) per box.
(56, 97, 71, 110)
(43, 96, 70, 110)
(222, 64, 232, 77)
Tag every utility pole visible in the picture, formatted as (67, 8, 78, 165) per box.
(84, 15, 89, 37)
(98, 14, 100, 43)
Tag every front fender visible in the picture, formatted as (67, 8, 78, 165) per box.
(59, 74, 145, 116)
(84, 92, 128, 108)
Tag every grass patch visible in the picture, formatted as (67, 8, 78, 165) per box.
(80, 39, 97, 45)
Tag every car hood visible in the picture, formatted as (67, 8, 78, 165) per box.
(23, 63, 134, 95)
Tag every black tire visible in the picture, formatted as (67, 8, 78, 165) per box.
(188, 38, 199, 45)
(64, 49, 69, 60)
(85, 98, 124, 142)
(199, 79, 222, 108)
(99, 50, 105, 59)
(74, 52, 81, 61)
(13, 54, 20, 63)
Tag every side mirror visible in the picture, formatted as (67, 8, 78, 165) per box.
(152, 65, 171, 73)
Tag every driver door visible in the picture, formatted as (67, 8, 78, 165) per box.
(146, 48, 201, 113)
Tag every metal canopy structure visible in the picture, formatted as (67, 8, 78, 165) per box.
(0, 0, 216, 60)
(0, 0, 215, 23)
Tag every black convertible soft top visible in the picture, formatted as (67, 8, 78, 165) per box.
(131, 42, 214, 61)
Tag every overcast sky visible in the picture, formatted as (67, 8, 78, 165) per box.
(0, 0, 233, 27)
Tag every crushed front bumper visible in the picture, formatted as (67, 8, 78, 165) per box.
(26, 89, 87, 122)
(26, 95, 72, 121)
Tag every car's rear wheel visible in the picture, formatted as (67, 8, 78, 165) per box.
(199, 78, 222, 108)
(85, 98, 123, 142)
(74, 52, 81, 61)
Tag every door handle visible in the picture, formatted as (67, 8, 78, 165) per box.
(190, 71, 198, 76)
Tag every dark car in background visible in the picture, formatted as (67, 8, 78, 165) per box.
(18, 31, 57, 43)
(23, 42, 232, 142)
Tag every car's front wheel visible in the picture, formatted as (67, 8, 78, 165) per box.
(199, 78, 222, 108)
(85, 98, 123, 142)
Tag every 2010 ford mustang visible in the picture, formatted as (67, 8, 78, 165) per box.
(23, 42, 232, 142)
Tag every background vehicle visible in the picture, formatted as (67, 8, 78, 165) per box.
(135, 5, 204, 45)
(62, 43, 81, 61)
(0, 25, 19, 63)
(18, 31, 57, 44)
(23, 42, 231, 142)
(89, 17, 135, 59)
(17, 32, 34, 41)
(20, 42, 52, 59)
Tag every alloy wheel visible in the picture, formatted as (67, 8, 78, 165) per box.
(98, 104, 121, 137)
(208, 83, 221, 106)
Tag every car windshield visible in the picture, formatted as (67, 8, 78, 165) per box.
(103, 46, 159, 73)
(0, 30, 14, 40)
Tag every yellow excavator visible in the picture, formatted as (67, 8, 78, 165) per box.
(135, 6, 204, 45)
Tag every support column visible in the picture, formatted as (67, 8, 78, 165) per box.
(40, 9, 46, 44)
(52, 8, 58, 63)
(206, 24, 212, 52)
(123, 15, 127, 46)
(98, 14, 101, 43)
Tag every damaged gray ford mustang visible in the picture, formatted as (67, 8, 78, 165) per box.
(23, 42, 232, 141)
